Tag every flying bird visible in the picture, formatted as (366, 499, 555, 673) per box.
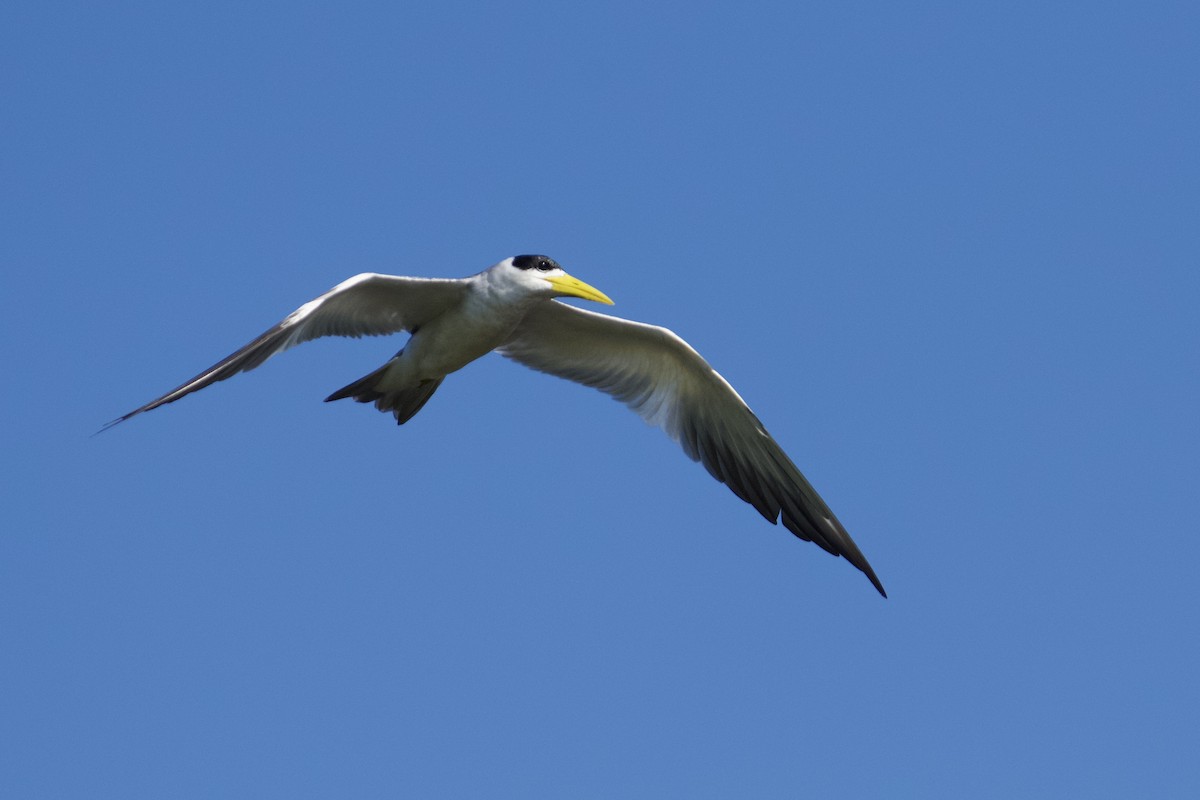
(107, 255, 885, 596)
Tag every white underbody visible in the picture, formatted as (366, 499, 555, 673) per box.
(373, 271, 540, 391)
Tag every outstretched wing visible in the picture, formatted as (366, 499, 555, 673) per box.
(500, 300, 885, 597)
(105, 274, 466, 429)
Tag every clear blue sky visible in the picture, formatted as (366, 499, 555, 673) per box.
(3, 2, 1197, 797)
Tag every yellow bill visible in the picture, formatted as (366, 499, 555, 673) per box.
(545, 273, 615, 305)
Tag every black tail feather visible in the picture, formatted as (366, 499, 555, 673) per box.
(325, 364, 445, 425)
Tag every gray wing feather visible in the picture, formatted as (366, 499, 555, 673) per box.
(500, 300, 886, 597)
(105, 274, 466, 428)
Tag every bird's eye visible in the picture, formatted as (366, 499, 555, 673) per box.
(511, 254, 559, 272)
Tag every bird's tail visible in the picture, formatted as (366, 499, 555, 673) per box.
(325, 364, 445, 425)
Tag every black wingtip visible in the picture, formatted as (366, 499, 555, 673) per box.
(861, 564, 888, 598)
(93, 415, 130, 437)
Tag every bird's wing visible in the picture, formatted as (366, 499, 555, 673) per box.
(105, 274, 467, 428)
(499, 300, 885, 596)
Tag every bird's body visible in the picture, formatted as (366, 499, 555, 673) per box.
(108, 255, 886, 596)
(381, 268, 543, 385)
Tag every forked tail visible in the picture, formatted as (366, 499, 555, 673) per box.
(325, 364, 445, 425)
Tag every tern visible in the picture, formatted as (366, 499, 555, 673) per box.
(107, 255, 885, 596)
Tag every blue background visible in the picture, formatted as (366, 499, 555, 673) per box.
(3, 2, 1198, 797)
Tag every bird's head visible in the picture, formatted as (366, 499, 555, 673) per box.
(503, 254, 614, 305)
